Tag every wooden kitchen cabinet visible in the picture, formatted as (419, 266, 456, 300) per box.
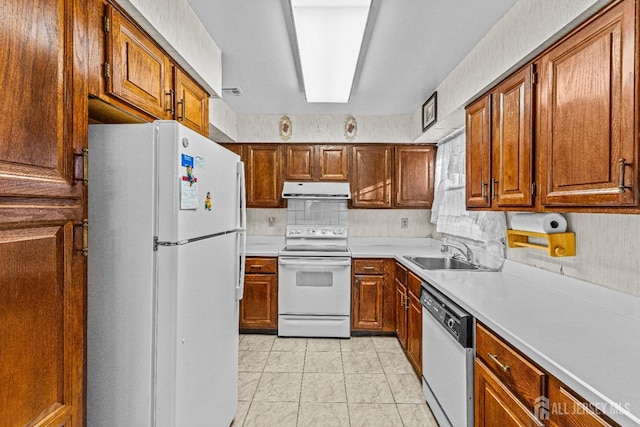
(475, 322, 546, 426)
(466, 64, 534, 210)
(394, 262, 408, 349)
(394, 263, 422, 376)
(240, 258, 278, 331)
(222, 143, 244, 157)
(475, 322, 622, 427)
(318, 145, 349, 181)
(405, 271, 422, 375)
(476, 323, 546, 412)
(537, 0, 637, 208)
(466, 95, 492, 208)
(246, 145, 285, 208)
(0, 0, 86, 424)
(89, 1, 210, 136)
(491, 65, 534, 207)
(548, 376, 619, 427)
(284, 144, 349, 181)
(105, 4, 173, 121)
(475, 359, 544, 427)
(351, 145, 393, 208)
(394, 145, 437, 208)
(352, 259, 388, 332)
(351, 259, 396, 333)
(174, 68, 209, 136)
(352, 274, 384, 330)
(284, 145, 314, 180)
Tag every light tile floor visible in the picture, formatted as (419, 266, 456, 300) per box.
(233, 335, 439, 427)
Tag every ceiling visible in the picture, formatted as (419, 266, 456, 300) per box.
(187, 0, 519, 116)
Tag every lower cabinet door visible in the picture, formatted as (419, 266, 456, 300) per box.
(395, 281, 408, 348)
(475, 359, 544, 427)
(406, 293, 422, 375)
(352, 274, 384, 330)
(239, 274, 277, 330)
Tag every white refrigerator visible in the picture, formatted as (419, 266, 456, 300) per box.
(87, 121, 246, 427)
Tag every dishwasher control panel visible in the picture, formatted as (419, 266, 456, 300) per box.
(420, 284, 473, 348)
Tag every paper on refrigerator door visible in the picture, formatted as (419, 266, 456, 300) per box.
(180, 153, 198, 210)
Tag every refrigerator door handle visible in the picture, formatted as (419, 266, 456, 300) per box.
(237, 161, 246, 230)
(236, 230, 246, 301)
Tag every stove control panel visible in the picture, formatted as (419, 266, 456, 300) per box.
(286, 225, 348, 238)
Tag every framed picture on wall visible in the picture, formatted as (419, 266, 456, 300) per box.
(422, 91, 437, 132)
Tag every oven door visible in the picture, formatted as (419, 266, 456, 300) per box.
(278, 256, 351, 316)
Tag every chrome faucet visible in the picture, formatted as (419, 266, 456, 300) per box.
(441, 239, 473, 263)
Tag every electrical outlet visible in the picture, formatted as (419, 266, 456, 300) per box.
(268, 216, 275, 227)
(401, 218, 409, 228)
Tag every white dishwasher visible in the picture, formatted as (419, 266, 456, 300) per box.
(421, 283, 474, 427)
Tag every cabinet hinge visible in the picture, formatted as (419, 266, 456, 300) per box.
(74, 148, 88, 185)
(531, 182, 536, 198)
(103, 62, 111, 80)
(103, 15, 110, 34)
(531, 63, 538, 85)
(76, 219, 88, 257)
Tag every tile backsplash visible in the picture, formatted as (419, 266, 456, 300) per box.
(286, 199, 348, 226)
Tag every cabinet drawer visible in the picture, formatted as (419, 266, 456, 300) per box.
(245, 257, 278, 274)
(407, 271, 422, 298)
(353, 259, 385, 275)
(395, 262, 408, 286)
(476, 323, 546, 411)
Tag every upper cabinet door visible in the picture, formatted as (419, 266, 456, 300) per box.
(107, 5, 172, 120)
(537, 0, 636, 207)
(318, 145, 349, 181)
(284, 145, 315, 181)
(491, 65, 534, 207)
(246, 145, 284, 208)
(351, 145, 393, 208)
(174, 68, 209, 137)
(0, 0, 83, 200)
(466, 95, 492, 208)
(394, 145, 436, 208)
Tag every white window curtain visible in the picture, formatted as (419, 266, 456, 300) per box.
(430, 129, 507, 268)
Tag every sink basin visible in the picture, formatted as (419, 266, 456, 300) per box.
(404, 256, 479, 271)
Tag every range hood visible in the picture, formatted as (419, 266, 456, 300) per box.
(282, 182, 351, 199)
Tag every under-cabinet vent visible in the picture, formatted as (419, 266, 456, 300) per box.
(222, 87, 244, 97)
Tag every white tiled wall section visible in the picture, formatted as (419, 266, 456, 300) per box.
(348, 210, 434, 238)
(286, 200, 348, 226)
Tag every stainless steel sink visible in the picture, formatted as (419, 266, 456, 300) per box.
(404, 256, 479, 271)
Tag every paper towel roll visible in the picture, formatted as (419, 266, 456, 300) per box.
(510, 213, 567, 234)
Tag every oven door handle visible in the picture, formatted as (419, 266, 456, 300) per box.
(278, 257, 352, 267)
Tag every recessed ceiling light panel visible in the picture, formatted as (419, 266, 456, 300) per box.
(291, 0, 372, 103)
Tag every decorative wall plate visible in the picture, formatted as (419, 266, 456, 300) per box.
(279, 115, 292, 141)
(344, 115, 357, 141)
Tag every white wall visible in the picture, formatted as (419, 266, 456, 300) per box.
(209, 99, 238, 143)
(236, 114, 414, 143)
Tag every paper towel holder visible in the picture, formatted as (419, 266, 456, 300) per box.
(506, 229, 576, 257)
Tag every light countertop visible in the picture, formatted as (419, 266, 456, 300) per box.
(246, 236, 640, 425)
